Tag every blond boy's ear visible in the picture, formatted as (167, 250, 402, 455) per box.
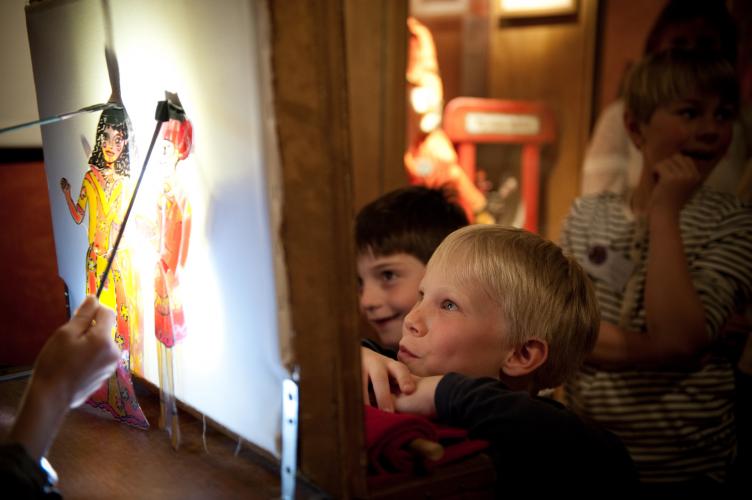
(500, 338, 548, 378)
(623, 109, 644, 150)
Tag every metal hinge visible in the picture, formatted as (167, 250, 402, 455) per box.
(281, 368, 300, 500)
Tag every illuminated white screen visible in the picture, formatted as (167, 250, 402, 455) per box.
(26, 0, 286, 455)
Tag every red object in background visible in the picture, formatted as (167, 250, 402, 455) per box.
(405, 16, 488, 223)
(404, 128, 487, 222)
(0, 161, 68, 367)
(443, 97, 556, 234)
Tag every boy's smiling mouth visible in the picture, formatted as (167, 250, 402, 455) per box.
(369, 313, 401, 328)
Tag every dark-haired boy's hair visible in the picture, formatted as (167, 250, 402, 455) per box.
(355, 186, 469, 263)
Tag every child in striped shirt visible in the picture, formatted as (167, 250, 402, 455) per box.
(562, 49, 752, 496)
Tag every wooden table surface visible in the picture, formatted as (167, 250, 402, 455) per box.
(0, 374, 325, 499)
(2, 372, 496, 499)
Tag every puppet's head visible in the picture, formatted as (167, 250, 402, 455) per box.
(89, 106, 131, 177)
(161, 118, 193, 165)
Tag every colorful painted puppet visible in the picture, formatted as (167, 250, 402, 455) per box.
(60, 106, 148, 429)
(404, 16, 488, 223)
(154, 116, 193, 448)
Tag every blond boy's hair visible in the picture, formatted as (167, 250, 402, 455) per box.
(430, 225, 599, 389)
(624, 49, 739, 124)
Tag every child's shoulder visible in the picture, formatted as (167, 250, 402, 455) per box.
(688, 188, 752, 227)
(567, 191, 626, 222)
(575, 191, 624, 206)
(692, 187, 751, 210)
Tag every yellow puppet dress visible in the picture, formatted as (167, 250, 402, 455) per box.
(63, 166, 148, 429)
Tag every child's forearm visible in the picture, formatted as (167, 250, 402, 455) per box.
(394, 375, 441, 417)
(644, 209, 707, 359)
(588, 322, 631, 367)
(7, 377, 69, 461)
(589, 321, 702, 369)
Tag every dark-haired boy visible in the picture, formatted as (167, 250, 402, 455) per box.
(356, 186, 468, 350)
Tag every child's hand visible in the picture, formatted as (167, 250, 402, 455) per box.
(32, 296, 119, 409)
(361, 347, 415, 412)
(649, 154, 702, 215)
(394, 375, 442, 417)
(10, 297, 119, 461)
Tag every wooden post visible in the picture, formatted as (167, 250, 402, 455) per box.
(267, 1, 366, 497)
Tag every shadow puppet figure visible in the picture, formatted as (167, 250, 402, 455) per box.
(60, 106, 148, 429)
(154, 115, 193, 448)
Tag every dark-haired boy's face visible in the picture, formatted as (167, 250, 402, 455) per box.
(357, 251, 425, 350)
(633, 91, 734, 179)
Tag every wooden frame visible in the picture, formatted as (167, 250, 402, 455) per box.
(267, 1, 366, 496)
(267, 0, 511, 496)
(346, 0, 408, 211)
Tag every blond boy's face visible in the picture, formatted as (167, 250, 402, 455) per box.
(397, 256, 509, 379)
(635, 92, 734, 179)
(357, 251, 425, 349)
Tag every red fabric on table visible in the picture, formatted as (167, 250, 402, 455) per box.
(363, 405, 488, 480)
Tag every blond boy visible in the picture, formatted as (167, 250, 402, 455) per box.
(363, 225, 636, 494)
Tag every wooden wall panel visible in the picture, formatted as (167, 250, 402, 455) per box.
(347, 0, 409, 212)
(488, 0, 599, 241)
(413, 0, 490, 101)
(596, 0, 666, 115)
(0, 159, 67, 366)
(268, 1, 366, 496)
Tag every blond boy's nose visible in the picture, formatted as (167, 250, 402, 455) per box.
(403, 307, 426, 337)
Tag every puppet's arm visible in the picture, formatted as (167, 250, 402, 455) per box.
(60, 178, 86, 224)
(178, 202, 191, 270)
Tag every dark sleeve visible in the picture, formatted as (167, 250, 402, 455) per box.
(735, 368, 752, 465)
(435, 373, 637, 496)
(361, 338, 397, 360)
(0, 443, 61, 499)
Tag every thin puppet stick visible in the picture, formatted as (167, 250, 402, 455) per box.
(96, 96, 186, 299)
(0, 103, 120, 136)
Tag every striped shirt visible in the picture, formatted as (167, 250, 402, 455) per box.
(561, 189, 752, 484)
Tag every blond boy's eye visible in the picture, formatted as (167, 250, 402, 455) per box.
(441, 300, 458, 311)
